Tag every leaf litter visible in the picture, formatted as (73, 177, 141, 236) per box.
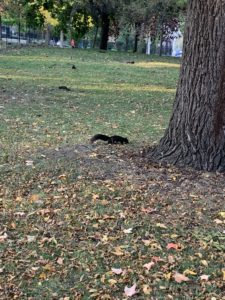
(1, 142, 225, 299)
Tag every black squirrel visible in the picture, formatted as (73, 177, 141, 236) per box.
(90, 134, 129, 144)
(58, 86, 71, 91)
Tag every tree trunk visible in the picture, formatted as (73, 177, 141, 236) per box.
(18, 20, 21, 45)
(0, 14, 2, 41)
(99, 13, 110, 50)
(59, 30, 64, 48)
(159, 28, 163, 56)
(125, 33, 129, 52)
(146, 36, 151, 55)
(45, 25, 51, 45)
(148, 0, 225, 172)
(93, 25, 98, 48)
(133, 22, 140, 53)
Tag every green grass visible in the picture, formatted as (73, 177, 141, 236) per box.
(1, 47, 225, 300)
(0, 47, 179, 157)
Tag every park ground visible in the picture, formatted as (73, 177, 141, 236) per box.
(0, 47, 225, 299)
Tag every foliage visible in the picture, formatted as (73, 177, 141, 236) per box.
(151, 0, 187, 41)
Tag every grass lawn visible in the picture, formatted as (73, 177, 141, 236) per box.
(1, 47, 225, 300)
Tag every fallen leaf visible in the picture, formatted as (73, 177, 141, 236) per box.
(152, 256, 164, 263)
(57, 257, 64, 265)
(124, 284, 137, 297)
(112, 246, 124, 256)
(200, 275, 209, 281)
(92, 194, 99, 201)
(142, 239, 151, 246)
(143, 261, 155, 271)
(222, 269, 225, 281)
(142, 284, 152, 295)
(39, 272, 47, 279)
(108, 279, 117, 286)
(141, 207, 157, 213)
(168, 255, 175, 264)
(219, 212, 225, 218)
(156, 223, 167, 229)
(26, 160, 34, 166)
(101, 200, 109, 205)
(214, 218, 223, 224)
(29, 194, 40, 202)
(183, 269, 197, 276)
(27, 235, 36, 243)
(164, 272, 172, 280)
(166, 243, 179, 250)
(0, 233, 7, 243)
(112, 268, 123, 275)
(201, 260, 208, 267)
(123, 228, 133, 234)
(173, 272, 190, 283)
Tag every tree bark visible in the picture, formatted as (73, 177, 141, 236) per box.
(133, 22, 140, 53)
(59, 30, 64, 48)
(45, 25, 51, 45)
(159, 28, 163, 56)
(99, 13, 110, 50)
(93, 25, 98, 48)
(149, 0, 225, 172)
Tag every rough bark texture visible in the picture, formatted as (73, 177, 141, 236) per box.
(149, 0, 225, 172)
(99, 13, 110, 50)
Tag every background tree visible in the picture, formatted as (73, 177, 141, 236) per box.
(150, 0, 186, 55)
(118, 0, 153, 53)
(149, 0, 225, 172)
(1, 0, 26, 43)
(71, 0, 123, 50)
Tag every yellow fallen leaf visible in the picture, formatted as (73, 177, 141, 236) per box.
(92, 194, 99, 201)
(156, 223, 167, 229)
(222, 269, 225, 280)
(183, 269, 197, 276)
(164, 272, 172, 280)
(201, 260, 208, 267)
(108, 279, 117, 286)
(142, 284, 152, 295)
(112, 246, 124, 256)
(39, 272, 47, 280)
(29, 194, 40, 202)
(16, 196, 23, 202)
(101, 235, 108, 242)
(219, 212, 225, 218)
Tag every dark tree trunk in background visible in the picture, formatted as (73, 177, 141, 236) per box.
(149, 0, 225, 172)
(133, 22, 140, 53)
(18, 20, 21, 44)
(125, 33, 129, 51)
(0, 14, 2, 40)
(99, 13, 110, 50)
